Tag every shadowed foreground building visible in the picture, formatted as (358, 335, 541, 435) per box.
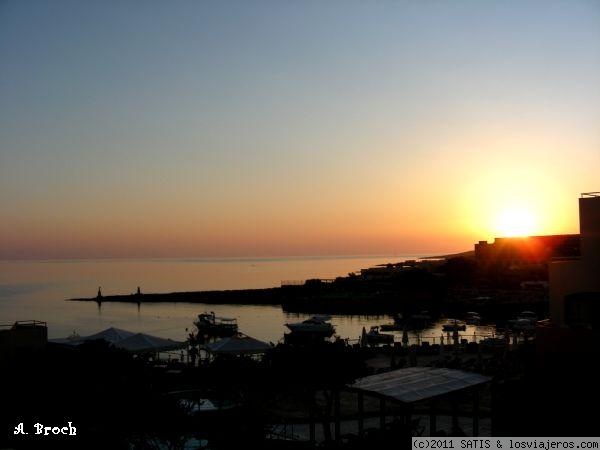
(0, 320, 47, 360)
(548, 192, 600, 327)
(535, 192, 600, 361)
(492, 193, 600, 437)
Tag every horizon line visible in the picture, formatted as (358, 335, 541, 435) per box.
(0, 252, 445, 264)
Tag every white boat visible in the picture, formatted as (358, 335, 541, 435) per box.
(517, 311, 538, 322)
(465, 311, 482, 325)
(362, 326, 394, 345)
(194, 312, 238, 337)
(285, 315, 335, 336)
(380, 313, 403, 331)
(442, 319, 466, 332)
(507, 311, 538, 331)
(507, 318, 535, 331)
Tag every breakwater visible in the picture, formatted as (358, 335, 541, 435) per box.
(70, 287, 283, 305)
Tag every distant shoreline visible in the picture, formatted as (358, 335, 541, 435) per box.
(69, 287, 283, 306)
(2, 254, 430, 263)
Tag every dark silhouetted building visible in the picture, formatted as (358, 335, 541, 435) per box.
(0, 320, 47, 360)
(474, 234, 580, 265)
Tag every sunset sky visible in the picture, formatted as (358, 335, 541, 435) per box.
(1, 0, 599, 259)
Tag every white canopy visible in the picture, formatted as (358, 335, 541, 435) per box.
(50, 327, 184, 353)
(350, 366, 491, 403)
(83, 327, 136, 344)
(116, 333, 185, 352)
(50, 327, 134, 345)
(207, 334, 271, 355)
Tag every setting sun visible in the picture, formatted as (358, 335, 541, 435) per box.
(494, 207, 538, 237)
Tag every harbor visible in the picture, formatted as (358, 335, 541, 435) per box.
(2, 1, 599, 445)
(3, 194, 600, 447)
(0, 306, 522, 447)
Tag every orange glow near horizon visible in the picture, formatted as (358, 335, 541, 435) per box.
(1, 2, 599, 260)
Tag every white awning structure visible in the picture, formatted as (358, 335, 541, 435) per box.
(349, 367, 491, 403)
(50, 327, 185, 353)
(50, 327, 134, 345)
(82, 327, 136, 344)
(115, 333, 185, 352)
(207, 333, 271, 355)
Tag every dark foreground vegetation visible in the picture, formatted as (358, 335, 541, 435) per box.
(2, 339, 367, 449)
(3, 331, 599, 449)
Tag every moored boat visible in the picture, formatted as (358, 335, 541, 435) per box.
(465, 311, 482, 325)
(380, 313, 403, 331)
(194, 312, 238, 337)
(442, 319, 466, 332)
(507, 317, 535, 331)
(285, 315, 335, 337)
(517, 310, 538, 322)
(507, 311, 538, 331)
(361, 326, 394, 345)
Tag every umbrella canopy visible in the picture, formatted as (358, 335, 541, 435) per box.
(115, 333, 185, 353)
(207, 333, 271, 355)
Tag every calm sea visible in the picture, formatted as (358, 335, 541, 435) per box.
(0, 256, 495, 344)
